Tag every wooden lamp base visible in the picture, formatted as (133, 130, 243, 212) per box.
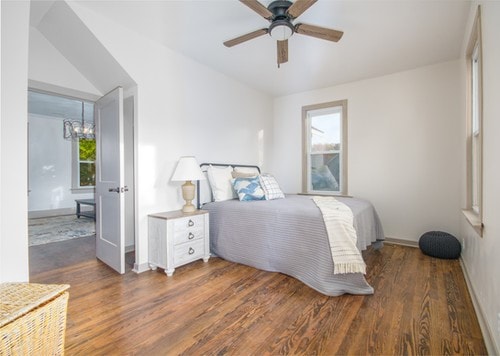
(181, 180, 196, 213)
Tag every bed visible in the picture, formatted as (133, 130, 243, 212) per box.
(198, 164, 385, 296)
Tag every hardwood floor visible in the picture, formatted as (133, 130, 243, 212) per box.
(29, 235, 96, 274)
(30, 240, 486, 355)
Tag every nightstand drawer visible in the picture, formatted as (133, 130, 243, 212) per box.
(174, 215, 205, 232)
(174, 240, 205, 266)
(174, 228, 204, 245)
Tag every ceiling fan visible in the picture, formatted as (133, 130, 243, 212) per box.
(224, 0, 343, 67)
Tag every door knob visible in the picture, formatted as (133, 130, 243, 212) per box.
(108, 187, 120, 193)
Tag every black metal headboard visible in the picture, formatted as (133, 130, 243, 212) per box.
(196, 163, 261, 209)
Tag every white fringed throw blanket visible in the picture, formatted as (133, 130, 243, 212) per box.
(313, 196, 366, 275)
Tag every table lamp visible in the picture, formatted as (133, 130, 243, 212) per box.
(171, 156, 206, 213)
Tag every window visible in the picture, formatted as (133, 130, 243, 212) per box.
(464, 6, 483, 236)
(302, 100, 347, 195)
(78, 138, 96, 187)
(71, 136, 96, 192)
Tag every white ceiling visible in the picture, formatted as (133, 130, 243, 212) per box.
(33, 0, 472, 97)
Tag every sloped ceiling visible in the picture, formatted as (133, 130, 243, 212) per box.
(73, 0, 471, 97)
(30, 0, 135, 95)
(30, 0, 471, 97)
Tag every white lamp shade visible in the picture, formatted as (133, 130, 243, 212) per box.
(171, 156, 206, 182)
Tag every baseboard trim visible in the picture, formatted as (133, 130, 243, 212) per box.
(133, 262, 150, 274)
(384, 237, 419, 248)
(29, 208, 75, 219)
(460, 258, 499, 356)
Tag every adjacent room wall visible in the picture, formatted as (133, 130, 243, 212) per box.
(28, 113, 94, 216)
(272, 60, 462, 243)
(0, 1, 30, 282)
(459, 2, 500, 354)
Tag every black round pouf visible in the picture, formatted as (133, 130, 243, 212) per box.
(419, 231, 461, 259)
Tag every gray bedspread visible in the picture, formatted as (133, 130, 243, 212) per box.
(202, 194, 385, 296)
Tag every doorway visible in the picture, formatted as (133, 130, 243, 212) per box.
(27, 89, 136, 275)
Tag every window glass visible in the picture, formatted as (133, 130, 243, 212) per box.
(310, 111, 342, 192)
(471, 44, 480, 214)
(78, 139, 96, 187)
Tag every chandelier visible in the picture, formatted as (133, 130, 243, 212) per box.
(63, 101, 95, 140)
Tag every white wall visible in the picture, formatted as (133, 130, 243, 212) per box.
(273, 61, 462, 242)
(460, 2, 500, 354)
(29, 27, 101, 96)
(28, 113, 93, 214)
(0, 1, 30, 282)
(65, 2, 274, 271)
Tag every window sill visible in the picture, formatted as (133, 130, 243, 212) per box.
(71, 187, 95, 194)
(462, 209, 483, 237)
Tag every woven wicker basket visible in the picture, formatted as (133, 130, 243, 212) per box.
(0, 283, 70, 356)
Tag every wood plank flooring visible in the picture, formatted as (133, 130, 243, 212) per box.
(30, 239, 486, 355)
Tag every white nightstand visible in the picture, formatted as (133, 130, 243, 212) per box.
(148, 210, 209, 276)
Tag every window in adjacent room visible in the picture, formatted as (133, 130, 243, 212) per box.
(463, 6, 483, 236)
(302, 100, 347, 195)
(76, 138, 96, 188)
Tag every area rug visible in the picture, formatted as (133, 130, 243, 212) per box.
(29, 215, 95, 246)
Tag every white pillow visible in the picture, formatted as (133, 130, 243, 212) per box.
(231, 171, 257, 179)
(259, 174, 285, 200)
(206, 165, 236, 202)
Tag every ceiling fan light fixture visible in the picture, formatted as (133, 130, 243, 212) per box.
(225, 0, 343, 66)
(269, 20, 294, 41)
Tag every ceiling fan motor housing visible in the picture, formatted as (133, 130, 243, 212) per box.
(268, 0, 293, 19)
(268, 0, 295, 40)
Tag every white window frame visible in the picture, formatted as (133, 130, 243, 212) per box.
(463, 6, 483, 236)
(302, 100, 348, 195)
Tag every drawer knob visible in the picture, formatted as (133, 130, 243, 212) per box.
(188, 219, 194, 227)
(189, 247, 195, 255)
(188, 232, 194, 240)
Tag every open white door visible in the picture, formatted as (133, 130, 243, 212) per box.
(95, 87, 125, 274)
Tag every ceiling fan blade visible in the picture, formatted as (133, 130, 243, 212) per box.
(295, 23, 343, 42)
(240, 0, 273, 19)
(286, 0, 317, 19)
(277, 40, 288, 67)
(223, 28, 268, 47)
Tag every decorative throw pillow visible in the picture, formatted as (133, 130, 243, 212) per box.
(232, 177, 265, 201)
(234, 166, 260, 175)
(231, 171, 257, 179)
(259, 174, 285, 200)
(207, 165, 236, 202)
